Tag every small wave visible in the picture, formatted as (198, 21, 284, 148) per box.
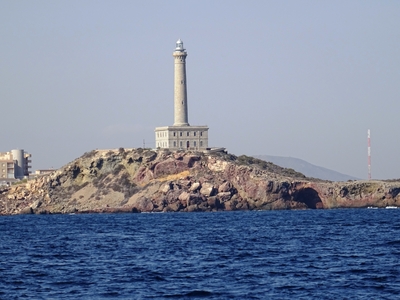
(165, 290, 213, 298)
(370, 275, 389, 282)
(185, 290, 213, 297)
(350, 268, 368, 274)
(386, 240, 400, 245)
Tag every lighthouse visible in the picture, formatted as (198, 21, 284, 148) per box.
(154, 40, 209, 150)
(173, 39, 189, 126)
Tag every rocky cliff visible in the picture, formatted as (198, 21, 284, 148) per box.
(0, 148, 399, 215)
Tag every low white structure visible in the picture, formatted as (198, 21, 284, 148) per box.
(155, 40, 209, 150)
(155, 125, 208, 150)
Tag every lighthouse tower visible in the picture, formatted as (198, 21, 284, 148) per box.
(173, 39, 189, 126)
(154, 40, 209, 150)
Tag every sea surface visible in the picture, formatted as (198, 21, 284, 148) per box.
(1, 209, 400, 299)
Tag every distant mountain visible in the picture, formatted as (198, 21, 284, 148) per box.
(254, 155, 359, 181)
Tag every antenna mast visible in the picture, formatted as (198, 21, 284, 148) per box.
(368, 129, 371, 180)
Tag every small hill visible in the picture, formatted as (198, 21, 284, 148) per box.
(254, 155, 359, 182)
(0, 149, 399, 215)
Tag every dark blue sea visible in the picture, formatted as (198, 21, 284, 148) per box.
(1, 209, 400, 299)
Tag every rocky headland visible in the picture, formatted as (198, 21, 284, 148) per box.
(0, 148, 399, 215)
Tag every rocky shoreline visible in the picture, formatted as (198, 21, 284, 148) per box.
(0, 148, 399, 215)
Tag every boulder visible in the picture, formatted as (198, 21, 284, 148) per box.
(217, 192, 231, 202)
(224, 199, 238, 211)
(30, 200, 42, 210)
(19, 207, 33, 214)
(189, 182, 201, 192)
(164, 201, 182, 212)
(188, 193, 204, 206)
(178, 191, 190, 203)
(218, 181, 233, 193)
(187, 204, 200, 212)
(236, 200, 249, 210)
(160, 182, 172, 194)
(165, 190, 182, 204)
(131, 196, 153, 212)
(207, 196, 221, 209)
(200, 183, 216, 197)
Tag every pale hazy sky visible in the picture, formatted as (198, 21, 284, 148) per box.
(1, 1, 399, 179)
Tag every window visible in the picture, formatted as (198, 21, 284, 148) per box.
(194, 132, 196, 136)
(173, 132, 176, 137)
(194, 141, 197, 147)
(174, 141, 176, 147)
(180, 141, 182, 147)
(200, 132, 203, 136)
(187, 132, 189, 136)
(180, 132, 182, 137)
(200, 141, 203, 147)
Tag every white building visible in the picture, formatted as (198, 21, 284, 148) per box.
(155, 40, 209, 150)
(0, 149, 31, 179)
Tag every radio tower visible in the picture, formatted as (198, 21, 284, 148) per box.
(368, 129, 371, 180)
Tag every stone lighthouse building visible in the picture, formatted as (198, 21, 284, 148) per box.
(155, 40, 209, 150)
